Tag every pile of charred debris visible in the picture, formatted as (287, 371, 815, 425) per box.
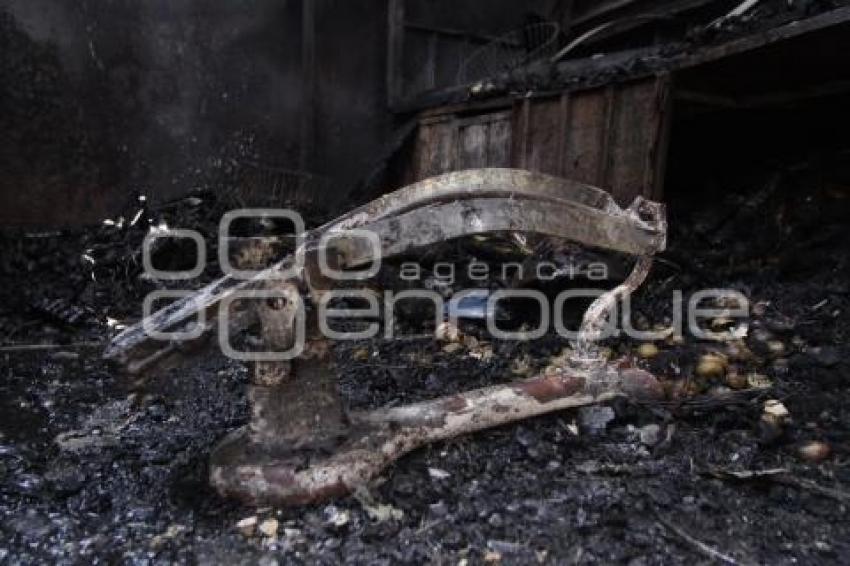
(0, 162, 848, 564)
(1, 2, 850, 565)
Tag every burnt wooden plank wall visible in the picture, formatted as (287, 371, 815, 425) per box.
(410, 109, 513, 181)
(513, 75, 672, 203)
(404, 75, 672, 205)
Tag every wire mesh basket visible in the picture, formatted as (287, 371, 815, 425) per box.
(457, 22, 560, 84)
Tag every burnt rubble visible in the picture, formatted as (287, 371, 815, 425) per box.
(0, 157, 848, 563)
(2, 1, 850, 563)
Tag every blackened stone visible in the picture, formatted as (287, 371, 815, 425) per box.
(45, 461, 85, 496)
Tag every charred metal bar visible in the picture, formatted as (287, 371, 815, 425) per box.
(210, 366, 663, 506)
(336, 195, 662, 263)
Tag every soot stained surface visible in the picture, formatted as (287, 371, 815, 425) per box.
(0, 167, 849, 564)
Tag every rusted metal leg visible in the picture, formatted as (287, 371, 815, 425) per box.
(210, 280, 349, 499)
(209, 353, 351, 502)
(246, 356, 348, 450)
(249, 280, 347, 445)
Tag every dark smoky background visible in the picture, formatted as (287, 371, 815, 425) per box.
(0, 0, 558, 226)
(0, 0, 388, 225)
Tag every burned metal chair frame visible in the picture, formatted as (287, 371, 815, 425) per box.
(105, 168, 667, 505)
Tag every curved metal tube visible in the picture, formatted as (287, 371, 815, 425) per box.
(336, 197, 664, 266)
(572, 255, 654, 371)
(319, 168, 635, 232)
(105, 169, 666, 377)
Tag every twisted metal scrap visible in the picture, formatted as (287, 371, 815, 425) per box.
(105, 168, 667, 505)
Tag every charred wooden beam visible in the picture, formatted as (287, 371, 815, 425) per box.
(394, 6, 850, 113)
(387, 0, 405, 106)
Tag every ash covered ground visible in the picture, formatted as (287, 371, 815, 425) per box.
(0, 162, 849, 564)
